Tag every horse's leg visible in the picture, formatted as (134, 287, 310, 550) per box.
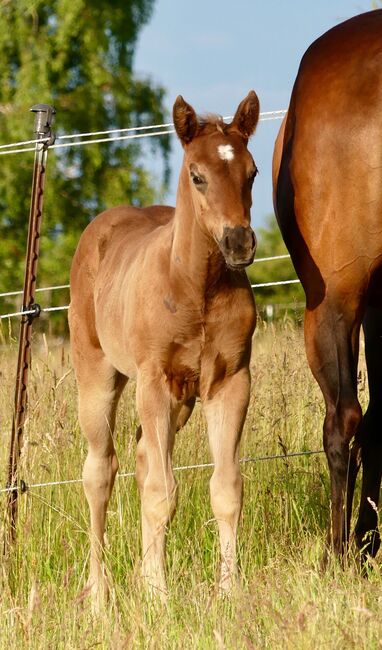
(202, 368, 249, 592)
(135, 395, 195, 441)
(135, 370, 179, 597)
(354, 305, 382, 558)
(73, 347, 126, 608)
(304, 299, 363, 557)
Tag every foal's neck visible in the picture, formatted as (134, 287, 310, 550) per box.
(171, 165, 226, 291)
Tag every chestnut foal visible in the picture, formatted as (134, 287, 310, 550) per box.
(69, 92, 259, 605)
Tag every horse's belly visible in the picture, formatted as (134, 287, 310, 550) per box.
(97, 328, 138, 378)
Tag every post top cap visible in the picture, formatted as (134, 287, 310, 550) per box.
(30, 104, 56, 114)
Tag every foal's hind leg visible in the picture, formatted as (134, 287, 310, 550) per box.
(73, 348, 126, 608)
(202, 368, 249, 592)
(355, 305, 382, 559)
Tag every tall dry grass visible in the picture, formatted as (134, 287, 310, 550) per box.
(0, 321, 380, 649)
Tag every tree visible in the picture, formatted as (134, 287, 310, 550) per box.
(246, 214, 305, 317)
(0, 0, 170, 302)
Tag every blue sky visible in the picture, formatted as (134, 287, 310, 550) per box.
(135, 0, 372, 228)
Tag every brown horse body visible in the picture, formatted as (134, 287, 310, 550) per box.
(70, 92, 259, 605)
(273, 10, 382, 558)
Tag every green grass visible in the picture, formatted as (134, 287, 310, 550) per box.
(0, 322, 381, 649)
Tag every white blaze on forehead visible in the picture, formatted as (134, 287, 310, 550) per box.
(217, 144, 234, 161)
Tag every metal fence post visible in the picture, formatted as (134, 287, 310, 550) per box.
(4, 104, 55, 551)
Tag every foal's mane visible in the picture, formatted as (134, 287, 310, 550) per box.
(198, 114, 231, 136)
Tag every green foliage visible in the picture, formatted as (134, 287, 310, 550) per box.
(247, 214, 305, 315)
(0, 0, 170, 296)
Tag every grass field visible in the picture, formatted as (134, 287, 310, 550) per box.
(0, 320, 381, 649)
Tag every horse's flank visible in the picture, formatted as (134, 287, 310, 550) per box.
(273, 9, 382, 562)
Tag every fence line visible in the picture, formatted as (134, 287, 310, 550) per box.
(0, 137, 50, 150)
(0, 279, 304, 319)
(0, 254, 295, 302)
(251, 279, 300, 289)
(0, 305, 69, 320)
(57, 109, 287, 142)
(0, 277, 303, 320)
(0, 109, 287, 156)
(253, 254, 290, 263)
(0, 284, 71, 299)
(50, 128, 176, 151)
(0, 449, 324, 495)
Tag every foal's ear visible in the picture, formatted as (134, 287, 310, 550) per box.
(173, 96, 199, 145)
(231, 90, 260, 140)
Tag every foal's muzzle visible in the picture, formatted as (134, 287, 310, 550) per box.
(218, 225, 257, 269)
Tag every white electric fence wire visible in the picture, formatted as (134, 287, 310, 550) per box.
(0, 449, 324, 494)
(0, 278, 302, 319)
(50, 128, 176, 150)
(0, 284, 70, 299)
(251, 279, 300, 289)
(0, 279, 302, 319)
(56, 109, 287, 141)
(0, 305, 69, 320)
(0, 137, 50, 150)
(0, 256, 293, 301)
(253, 254, 290, 263)
(58, 122, 175, 139)
(0, 109, 287, 156)
(0, 145, 38, 156)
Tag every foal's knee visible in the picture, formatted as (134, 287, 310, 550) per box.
(83, 449, 119, 501)
(210, 468, 243, 523)
(142, 474, 178, 529)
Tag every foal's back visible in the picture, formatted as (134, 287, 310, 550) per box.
(71, 204, 173, 296)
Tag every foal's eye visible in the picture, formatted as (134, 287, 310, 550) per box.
(192, 174, 204, 186)
(248, 168, 258, 185)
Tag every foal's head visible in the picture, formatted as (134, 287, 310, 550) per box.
(173, 91, 259, 269)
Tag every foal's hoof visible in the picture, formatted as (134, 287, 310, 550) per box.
(80, 578, 110, 616)
(141, 569, 168, 604)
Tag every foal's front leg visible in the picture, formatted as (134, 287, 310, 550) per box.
(202, 368, 250, 592)
(135, 370, 179, 597)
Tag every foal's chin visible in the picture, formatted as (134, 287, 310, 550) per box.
(224, 255, 255, 271)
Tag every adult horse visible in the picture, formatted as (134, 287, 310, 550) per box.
(273, 10, 382, 561)
(69, 91, 259, 606)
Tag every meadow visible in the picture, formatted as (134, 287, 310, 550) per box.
(0, 319, 381, 649)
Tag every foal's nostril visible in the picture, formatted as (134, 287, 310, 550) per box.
(219, 225, 255, 267)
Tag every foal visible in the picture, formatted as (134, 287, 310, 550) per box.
(69, 92, 259, 605)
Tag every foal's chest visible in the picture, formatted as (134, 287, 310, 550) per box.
(163, 292, 255, 402)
